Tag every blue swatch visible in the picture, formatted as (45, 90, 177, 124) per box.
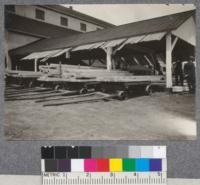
(135, 159, 149, 171)
(150, 159, 162, 171)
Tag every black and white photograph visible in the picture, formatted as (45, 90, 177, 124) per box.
(4, 4, 196, 140)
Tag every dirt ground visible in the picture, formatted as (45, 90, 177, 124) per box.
(4, 92, 196, 140)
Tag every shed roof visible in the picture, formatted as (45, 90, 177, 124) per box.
(10, 10, 195, 56)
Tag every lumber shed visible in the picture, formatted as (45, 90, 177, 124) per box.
(9, 10, 196, 90)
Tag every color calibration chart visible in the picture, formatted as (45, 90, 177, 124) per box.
(41, 146, 167, 185)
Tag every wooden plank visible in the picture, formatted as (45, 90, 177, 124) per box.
(43, 94, 116, 107)
(5, 90, 57, 98)
(35, 92, 96, 103)
(5, 90, 78, 101)
(5, 87, 52, 95)
(38, 75, 164, 83)
(34, 58, 38, 72)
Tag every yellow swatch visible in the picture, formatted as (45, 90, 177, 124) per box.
(109, 158, 122, 172)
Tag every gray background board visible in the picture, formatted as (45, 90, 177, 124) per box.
(0, 0, 200, 178)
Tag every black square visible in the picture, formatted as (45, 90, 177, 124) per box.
(78, 146, 91, 158)
(55, 146, 67, 159)
(67, 146, 78, 159)
(41, 147, 54, 159)
(45, 159, 57, 172)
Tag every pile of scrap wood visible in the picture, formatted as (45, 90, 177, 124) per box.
(5, 85, 118, 106)
(5, 85, 78, 101)
(40, 92, 117, 107)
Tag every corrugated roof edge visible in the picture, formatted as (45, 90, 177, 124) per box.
(9, 9, 195, 56)
(54, 9, 195, 42)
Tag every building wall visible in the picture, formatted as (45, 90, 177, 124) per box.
(5, 30, 41, 69)
(5, 30, 40, 50)
(14, 5, 103, 32)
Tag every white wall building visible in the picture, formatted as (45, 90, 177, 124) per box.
(5, 5, 114, 69)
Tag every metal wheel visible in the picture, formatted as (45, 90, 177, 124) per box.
(145, 85, 153, 95)
(40, 83, 45, 88)
(80, 88, 88, 94)
(54, 85, 60, 91)
(28, 81, 34, 88)
(117, 90, 128, 100)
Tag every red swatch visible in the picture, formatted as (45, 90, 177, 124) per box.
(97, 159, 109, 172)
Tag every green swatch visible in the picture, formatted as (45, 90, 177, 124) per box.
(123, 158, 136, 171)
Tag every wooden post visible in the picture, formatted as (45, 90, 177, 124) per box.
(59, 61, 62, 78)
(34, 58, 38, 72)
(172, 37, 178, 51)
(6, 52, 12, 70)
(166, 33, 172, 89)
(106, 47, 113, 70)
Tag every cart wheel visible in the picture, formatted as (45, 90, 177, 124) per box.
(117, 91, 128, 100)
(54, 85, 60, 91)
(80, 88, 88, 94)
(40, 83, 45, 88)
(28, 81, 34, 88)
(145, 85, 153, 95)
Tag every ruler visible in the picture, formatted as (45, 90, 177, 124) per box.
(42, 172, 167, 185)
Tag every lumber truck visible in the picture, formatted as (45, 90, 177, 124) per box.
(37, 64, 165, 100)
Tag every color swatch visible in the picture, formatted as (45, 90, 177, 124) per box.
(41, 146, 167, 185)
(42, 158, 165, 172)
(41, 146, 166, 159)
(41, 146, 166, 173)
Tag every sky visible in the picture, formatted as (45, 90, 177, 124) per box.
(63, 4, 195, 25)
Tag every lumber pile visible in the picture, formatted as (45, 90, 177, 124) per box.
(6, 70, 42, 78)
(38, 64, 165, 83)
(40, 64, 134, 78)
(5, 85, 116, 106)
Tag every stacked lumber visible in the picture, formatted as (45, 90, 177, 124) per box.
(38, 64, 165, 83)
(40, 64, 133, 78)
(6, 70, 42, 78)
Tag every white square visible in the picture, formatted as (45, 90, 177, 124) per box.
(128, 146, 141, 158)
(141, 146, 154, 158)
(153, 146, 166, 158)
(162, 159, 167, 171)
(41, 159, 45, 172)
(71, 159, 84, 172)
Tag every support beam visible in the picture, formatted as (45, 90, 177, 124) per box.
(34, 58, 38, 72)
(166, 33, 172, 89)
(172, 37, 178, 51)
(106, 47, 113, 70)
(6, 52, 12, 70)
(58, 61, 62, 78)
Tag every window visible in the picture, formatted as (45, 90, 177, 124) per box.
(60, 17, 68, 27)
(5, 5, 15, 13)
(35, 9, 45, 20)
(80, 23, 87, 31)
